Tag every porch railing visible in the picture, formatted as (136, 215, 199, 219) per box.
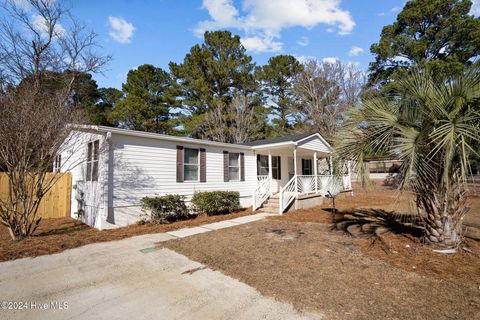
(278, 174, 351, 214)
(253, 175, 271, 210)
(279, 176, 297, 214)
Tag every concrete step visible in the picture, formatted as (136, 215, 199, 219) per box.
(261, 208, 280, 214)
(263, 203, 279, 209)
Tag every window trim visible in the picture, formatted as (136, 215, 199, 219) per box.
(302, 158, 313, 176)
(228, 152, 240, 181)
(53, 154, 62, 172)
(86, 140, 99, 182)
(183, 147, 200, 182)
(257, 155, 269, 176)
(272, 156, 281, 180)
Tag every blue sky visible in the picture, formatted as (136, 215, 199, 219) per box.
(68, 0, 479, 89)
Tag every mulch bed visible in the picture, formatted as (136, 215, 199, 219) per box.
(162, 183, 480, 320)
(0, 208, 254, 262)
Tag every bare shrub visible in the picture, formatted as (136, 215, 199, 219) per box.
(0, 0, 109, 239)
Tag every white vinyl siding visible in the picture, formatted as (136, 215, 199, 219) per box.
(110, 134, 256, 224)
(297, 135, 330, 153)
(58, 132, 108, 229)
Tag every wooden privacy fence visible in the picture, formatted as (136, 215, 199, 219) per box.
(0, 172, 72, 219)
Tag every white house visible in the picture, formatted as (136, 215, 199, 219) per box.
(58, 126, 352, 229)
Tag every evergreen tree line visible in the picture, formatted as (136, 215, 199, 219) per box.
(65, 0, 480, 144)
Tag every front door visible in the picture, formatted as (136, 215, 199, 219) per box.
(302, 158, 312, 175)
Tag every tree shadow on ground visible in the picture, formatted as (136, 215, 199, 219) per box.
(34, 221, 90, 237)
(327, 208, 424, 239)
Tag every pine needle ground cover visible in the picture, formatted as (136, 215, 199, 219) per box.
(162, 183, 480, 320)
(0, 208, 254, 262)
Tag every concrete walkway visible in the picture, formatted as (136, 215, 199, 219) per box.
(0, 213, 322, 320)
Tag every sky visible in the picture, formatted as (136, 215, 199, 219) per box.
(59, 0, 480, 89)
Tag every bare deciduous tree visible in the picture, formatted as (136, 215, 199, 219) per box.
(293, 59, 365, 141)
(0, 0, 109, 239)
(200, 94, 264, 144)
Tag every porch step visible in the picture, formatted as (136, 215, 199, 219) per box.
(259, 196, 280, 214)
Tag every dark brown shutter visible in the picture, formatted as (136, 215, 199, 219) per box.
(277, 156, 281, 180)
(223, 151, 229, 182)
(200, 148, 206, 182)
(256, 154, 260, 175)
(240, 152, 245, 181)
(176, 146, 184, 182)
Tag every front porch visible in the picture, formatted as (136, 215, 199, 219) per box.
(247, 133, 352, 214)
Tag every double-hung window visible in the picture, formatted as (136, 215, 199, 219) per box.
(53, 154, 62, 172)
(271, 156, 281, 180)
(86, 140, 99, 182)
(184, 148, 199, 181)
(228, 153, 240, 181)
(257, 155, 269, 175)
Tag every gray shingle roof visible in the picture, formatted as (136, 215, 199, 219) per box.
(242, 132, 316, 146)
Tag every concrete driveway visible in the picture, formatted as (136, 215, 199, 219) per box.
(0, 231, 321, 320)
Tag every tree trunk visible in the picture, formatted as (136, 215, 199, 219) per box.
(418, 186, 467, 249)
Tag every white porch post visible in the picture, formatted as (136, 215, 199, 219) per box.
(293, 147, 298, 194)
(268, 152, 273, 179)
(293, 148, 297, 176)
(268, 152, 273, 196)
(314, 152, 318, 193)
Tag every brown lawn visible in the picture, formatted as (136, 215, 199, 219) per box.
(0, 209, 254, 262)
(162, 182, 480, 320)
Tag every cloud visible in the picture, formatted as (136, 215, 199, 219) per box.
(108, 16, 135, 44)
(241, 35, 283, 53)
(471, 0, 480, 16)
(32, 14, 65, 37)
(322, 57, 339, 64)
(391, 6, 401, 12)
(297, 36, 309, 46)
(196, 0, 355, 53)
(348, 46, 364, 56)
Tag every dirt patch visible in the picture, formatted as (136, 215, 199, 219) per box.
(162, 183, 480, 320)
(0, 209, 254, 262)
(162, 220, 480, 320)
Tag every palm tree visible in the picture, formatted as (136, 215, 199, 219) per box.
(336, 65, 480, 250)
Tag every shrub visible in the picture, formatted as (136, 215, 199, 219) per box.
(140, 194, 189, 223)
(191, 191, 240, 215)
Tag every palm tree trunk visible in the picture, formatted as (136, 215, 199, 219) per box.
(418, 186, 467, 249)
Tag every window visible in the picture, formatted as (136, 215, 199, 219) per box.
(184, 148, 199, 181)
(272, 156, 281, 180)
(86, 140, 99, 181)
(228, 153, 240, 181)
(257, 155, 269, 175)
(256, 155, 281, 179)
(53, 154, 61, 172)
(302, 159, 312, 175)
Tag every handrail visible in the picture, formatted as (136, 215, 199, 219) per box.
(279, 175, 297, 214)
(253, 175, 271, 210)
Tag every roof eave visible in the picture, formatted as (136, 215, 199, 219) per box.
(91, 126, 252, 150)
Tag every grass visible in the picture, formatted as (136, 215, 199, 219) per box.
(161, 182, 480, 320)
(0, 208, 254, 262)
